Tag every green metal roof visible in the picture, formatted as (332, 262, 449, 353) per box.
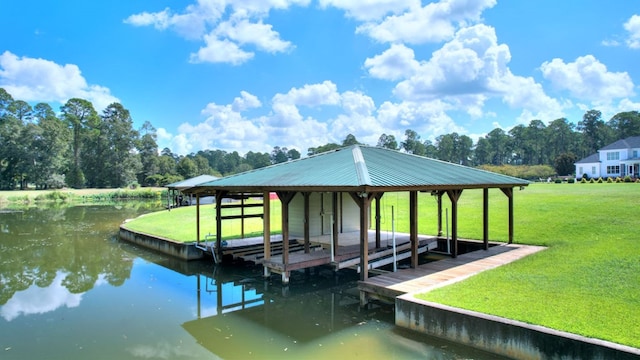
(190, 145, 529, 193)
(166, 174, 219, 190)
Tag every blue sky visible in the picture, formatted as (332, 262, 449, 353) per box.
(1, 1, 639, 155)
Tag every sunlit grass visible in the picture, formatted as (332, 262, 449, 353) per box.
(417, 183, 640, 348)
(122, 199, 282, 242)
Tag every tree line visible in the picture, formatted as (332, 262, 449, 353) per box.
(1, 87, 639, 190)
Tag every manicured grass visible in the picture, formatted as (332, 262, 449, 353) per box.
(122, 199, 282, 242)
(122, 183, 640, 348)
(417, 183, 640, 348)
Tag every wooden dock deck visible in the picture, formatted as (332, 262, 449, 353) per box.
(358, 243, 546, 304)
(202, 231, 438, 282)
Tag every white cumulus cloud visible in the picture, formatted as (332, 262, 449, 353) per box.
(624, 14, 640, 49)
(125, 0, 308, 65)
(364, 43, 421, 81)
(319, 0, 419, 21)
(0, 51, 119, 111)
(356, 0, 496, 44)
(540, 55, 635, 103)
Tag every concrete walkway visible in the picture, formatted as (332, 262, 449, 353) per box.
(359, 243, 546, 303)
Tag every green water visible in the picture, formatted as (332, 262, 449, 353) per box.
(0, 204, 504, 359)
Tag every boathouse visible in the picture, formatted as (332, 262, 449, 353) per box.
(166, 174, 218, 208)
(184, 145, 529, 284)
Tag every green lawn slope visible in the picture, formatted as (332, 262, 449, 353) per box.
(418, 183, 640, 348)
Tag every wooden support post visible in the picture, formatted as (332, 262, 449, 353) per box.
(410, 190, 418, 268)
(332, 192, 339, 257)
(501, 188, 514, 244)
(350, 192, 374, 281)
(215, 191, 226, 262)
(277, 191, 296, 275)
(446, 189, 463, 258)
(263, 191, 271, 278)
(483, 188, 489, 250)
(303, 192, 310, 253)
(375, 193, 384, 249)
(196, 194, 201, 244)
(241, 196, 245, 239)
(437, 191, 443, 236)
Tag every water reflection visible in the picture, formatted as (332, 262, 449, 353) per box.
(0, 203, 504, 360)
(1, 271, 86, 321)
(0, 204, 156, 307)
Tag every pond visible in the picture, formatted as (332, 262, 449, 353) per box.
(0, 203, 505, 359)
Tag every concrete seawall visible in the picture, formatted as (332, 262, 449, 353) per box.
(118, 226, 204, 261)
(396, 295, 640, 360)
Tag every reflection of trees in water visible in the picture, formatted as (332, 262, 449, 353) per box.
(0, 203, 160, 304)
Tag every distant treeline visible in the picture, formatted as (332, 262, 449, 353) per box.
(1, 87, 639, 189)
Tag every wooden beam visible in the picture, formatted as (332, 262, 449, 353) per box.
(375, 193, 384, 249)
(410, 190, 418, 268)
(196, 194, 200, 244)
(333, 192, 339, 257)
(219, 214, 263, 220)
(350, 192, 375, 281)
(303, 192, 310, 253)
(215, 190, 227, 262)
(263, 191, 271, 277)
(218, 203, 264, 209)
(276, 191, 296, 267)
(446, 189, 463, 258)
(483, 188, 489, 250)
(241, 196, 245, 238)
(501, 187, 514, 244)
(437, 191, 443, 236)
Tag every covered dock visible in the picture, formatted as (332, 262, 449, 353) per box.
(184, 145, 530, 295)
(166, 174, 218, 208)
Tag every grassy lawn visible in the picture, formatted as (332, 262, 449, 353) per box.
(121, 183, 640, 348)
(122, 199, 282, 242)
(417, 183, 640, 348)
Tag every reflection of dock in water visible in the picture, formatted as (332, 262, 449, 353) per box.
(182, 265, 389, 359)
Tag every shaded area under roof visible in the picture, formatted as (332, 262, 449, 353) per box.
(190, 145, 529, 193)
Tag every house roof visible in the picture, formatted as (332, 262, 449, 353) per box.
(188, 145, 529, 194)
(166, 174, 219, 190)
(575, 153, 600, 164)
(600, 136, 640, 151)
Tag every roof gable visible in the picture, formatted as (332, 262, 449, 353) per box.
(600, 136, 640, 151)
(575, 153, 600, 164)
(194, 146, 528, 192)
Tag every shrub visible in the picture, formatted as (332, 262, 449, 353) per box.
(581, 177, 587, 183)
(597, 177, 604, 183)
(567, 178, 575, 183)
(624, 175, 633, 183)
(554, 179, 562, 184)
(607, 177, 614, 183)
(35, 191, 70, 202)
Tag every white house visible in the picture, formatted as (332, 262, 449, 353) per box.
(575, 136, 640, 179)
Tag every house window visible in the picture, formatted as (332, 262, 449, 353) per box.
(607, 166, 620, 174)
(592, 166, 596, 174)
(579, 166, 583, 174)
(634, 150, 638, 158)
(607, 152, 620, 160)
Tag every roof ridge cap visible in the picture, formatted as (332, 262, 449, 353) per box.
(352, 146, 371, 186)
